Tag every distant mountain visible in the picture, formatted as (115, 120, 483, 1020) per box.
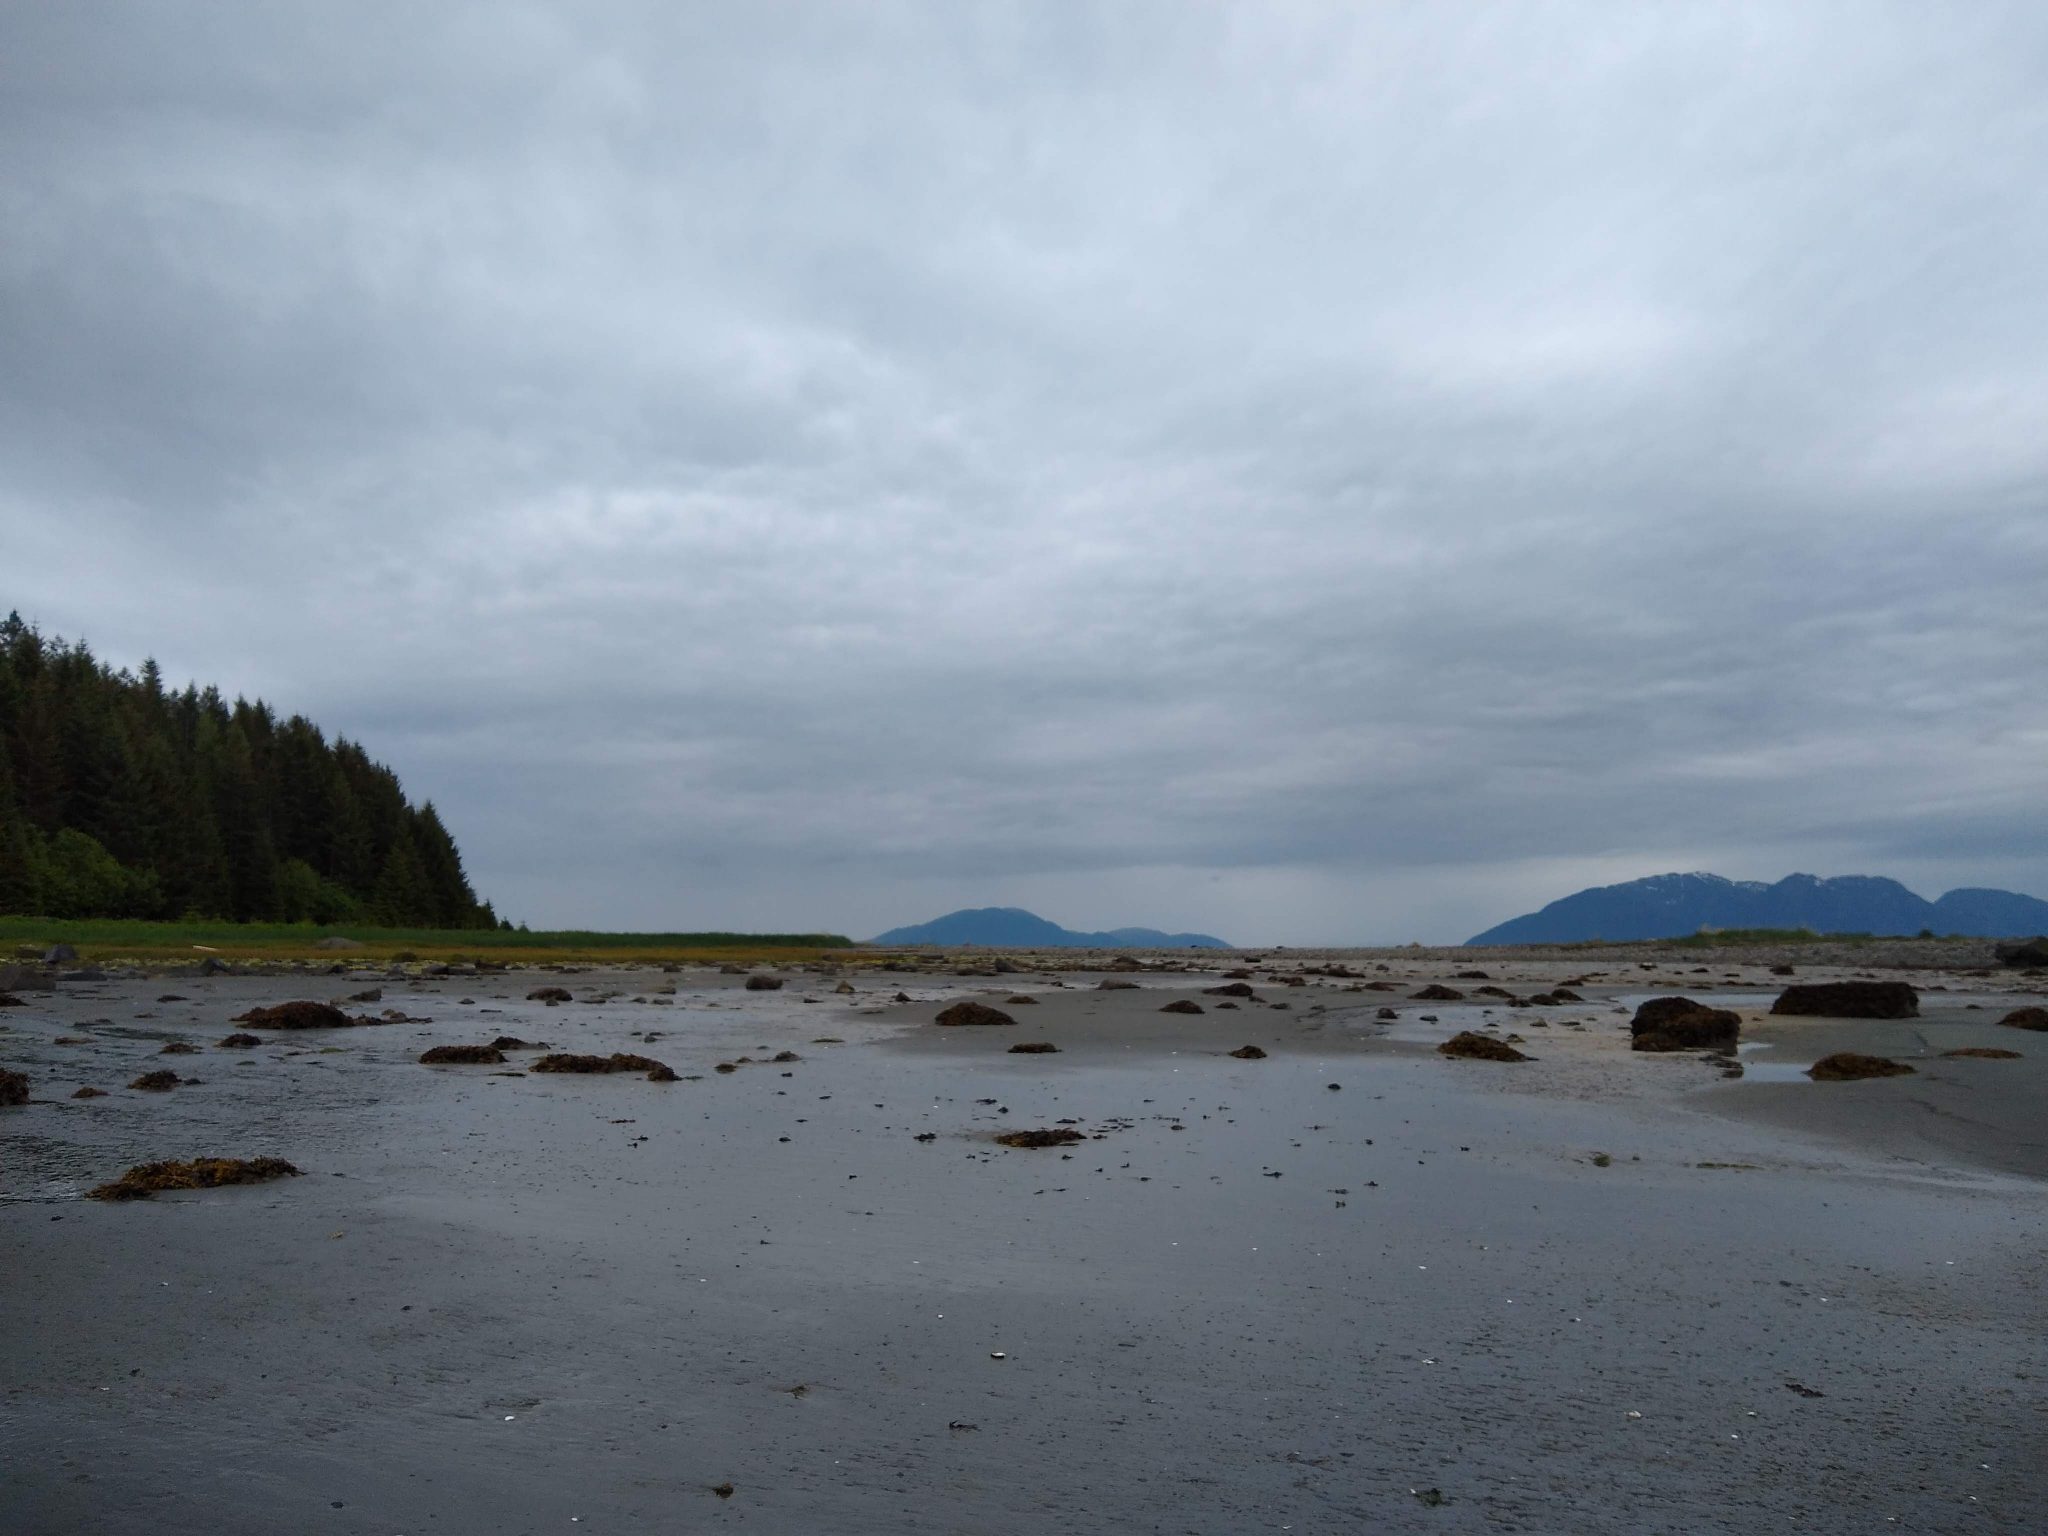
(1466, 872, 2048, 945)
(871, 906, 1230, 949)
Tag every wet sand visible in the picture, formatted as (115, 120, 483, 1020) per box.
(2, 950, 2044, 1533)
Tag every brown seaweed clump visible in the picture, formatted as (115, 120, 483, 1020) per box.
(87, 1156, 301, 1201)
(744, 974, 785, 991)
(1997, 1007, 2048, 1032)
(1806, 1052, 1914, 1081)
(1411, 984, 1467, 1001)
(935, 1001, 1017, 1028)
(995, 1127, 1086, 1149)
(1159, 999, 1205, 1015)
(1009, 1042, 1060, 1053)
(1942, 1047, 2021, 1060)
(1004, 996, 1040, 1005)
(1, 1068, 29, 1106)
(73, 1085, 107, 1099)
(217, 1032, 263, 1049)
(1438, 1031, 1530, 1062)
(231, 1001, 354, 1030)
(1203, 982, 1257, 999)
(419, 1044, 508, 1065)
(531, 1052, 676, 1082)
(527, 987, 573, 1004)
(1227, 1044, 1268, 1060)
(128, 1070, 183, 1091)
(489, 1036, 534, 1050)
(770, 1050, 801, 1063)
(159, 1040, 200, 1055)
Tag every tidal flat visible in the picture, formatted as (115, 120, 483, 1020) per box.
(3, 948, 2044, 1533)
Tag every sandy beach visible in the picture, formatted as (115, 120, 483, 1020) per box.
(3, 946, 2044, 1533)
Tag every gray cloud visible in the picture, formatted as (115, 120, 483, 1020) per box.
(4, 3, 2045, 941)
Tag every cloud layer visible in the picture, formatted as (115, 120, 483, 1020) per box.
(5, 3, 2045, 941)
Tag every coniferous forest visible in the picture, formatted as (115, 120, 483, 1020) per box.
(0, 613, 498, 927)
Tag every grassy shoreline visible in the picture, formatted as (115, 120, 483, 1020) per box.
(0, 917, 855, 967)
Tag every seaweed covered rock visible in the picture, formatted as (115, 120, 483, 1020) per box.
(419, 1044, 508, 1065)
(217, 1032, 262, 1049)
(527, 987, 573, 1004)
(744, 974, 785, 991)
(72, 1085, 107, 1099)
(1993, 938, 2048, 967)
(1997, 1007, 2048, 1032)
(1097, 979, 1138, 991)
(88, 1156, 300, 1201)
(1411, 984, 1466, 1001)
(531, 1052, 676, 1082)
(1770, 982, 1918, 1019)
(934, 1001, 1016, 1028)
(1227, 1044, 1267, 1060)
(0, 1068, 28, 1106)
(1203, 982, 1256, 999)
(0, 992, 25, 1007)
(995, 1127, 1086, 1149)
(159, 1040, 199, 1054)
(1943, 1047, 2021, 1059)
(128, 1070, 182, 1091)
(1630, 996, 1740, 1053)
(1438, 1031, 1530, 1062)
(489, 1035, 534, 1050)
(1159, 999, 1204, 1015)
(1807, 1052, 1914, 1081)
(231, 1001, 353, 1030)
(1009, 1042, 1060, 1053)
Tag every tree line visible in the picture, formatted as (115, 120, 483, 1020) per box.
(0, 612, 499, 927)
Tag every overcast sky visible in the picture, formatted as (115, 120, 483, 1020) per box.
(4, 3, 2045, 943)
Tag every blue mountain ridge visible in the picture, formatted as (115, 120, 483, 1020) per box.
(870, 906, 1230, 949)
(1466, 872, 2048, 946)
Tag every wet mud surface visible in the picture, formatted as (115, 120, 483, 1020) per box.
(2, 953, 2045, 1533)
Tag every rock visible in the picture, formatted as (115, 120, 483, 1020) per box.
(1993, 937, 2048, 967)
(833, 980, 856, 994)
(1438, 1031, 1530, 1062)
(43, 944, 78, 964)
(1630, 997, 1740, 1053)
(531, 1052, 676, 1082)
(527, 987, 573, 1004)
(314, 936, 365, 951)
(1997, 1006, 2048, 1032)
(128, 1070, 182, 1090)
(217, 1033, 263, 1049)
(1770, 982, 1918, 1019)
(1203, 982, 1256, 998)
(0, 1068, 28, 1105)
(1159, 999, 1204, 1015)
(995, 1128, 1085, 1149)
(935, 1001, 1017, 1027)
(1009, 1042, 1060, 1053)
(1227, 1044, 1267, 1060)
(88, 1156, 301, 1201)
(1375, 1006, 1398, 1020)
(489, 1036, 534, 1050)
(1549, 987, 1583, 1002)
(0, 993, 23, 1007)
(158, 1041, 199, 1055)
(0, 964, 55, 993)
(419, 1044, 507, 1065)
(231, 1001, 354, 1030)
(745, 975, 785, 991)
(1410, 984, 1466, 1001)
(1943, 1047, 2021, 1059)
(72, 1085, 107, 1099)
(1097, 979, 1138, 991)
(1770, 963, 1796, 976)
(1807, 1052, 1914, 1081)
(197, 957, 234, 976)
(343, 988, 383, 1004)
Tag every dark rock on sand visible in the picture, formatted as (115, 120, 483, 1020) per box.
(1, 1068, 29, 1105)
(489, 1036, 534, 1050)
(87, 1156, 301, 1201)
(1438, 1032, 1530, 1062)
(231, 1001, 354, 1030)
(527, 987, 573, 1004)
(1770, 982, 1918, 1019)
(532, 1052, 677, 1082)
(1004, 995, 1039, 1005)
(1943, 1047, 2022, 1059)
(1227, 1045, 1267, 1060)
(158, 1040, 199, 1054)
(1097, 979, 1138, 991)
(995, 1128, 1086, 1149)
(1807, 1052, 1914, 1081)
(1203, 982, 1257, 999)
(935, 1002, 1016, 1028)
(1009, 1042, 1060, 1053)
(1997, 1007, 2048, 1032)
(1159, 999, 1204, 1015)
(72, 1085, 107, 1098)
(420, 1044, 508, 1065)
(128, 1070, 182, 1091)
(0, 992, 25, 1007)
(1630, 996, 1741, 1053)
(217, 1033, 262, 1049)
(745, 975, 785, 991)
(1993, 937, 2048, 967)
(1411, 984, 1466, 1001)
